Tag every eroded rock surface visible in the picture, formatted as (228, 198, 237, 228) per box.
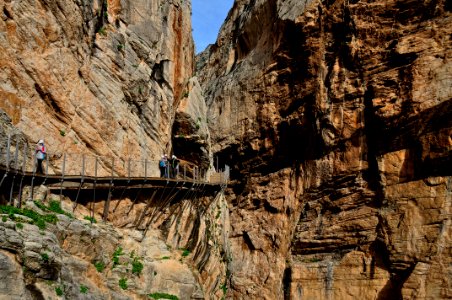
(1, 0, 451, 298)
(0, 186, 229, 299)
(197, 0, 451, 298)
(0, 0, 194, 174)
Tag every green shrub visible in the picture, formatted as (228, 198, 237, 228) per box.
(47, 201, 73, 218)
(148, 292, 179, 300)
(34, 201, 48, 211)
(80, 285, 89, 294)
(84, 216, 97, 223)
(181, 249, 190, 257)
(55, 286, 63, 296)
(160, 256, 170, 260)
(132, 258, 144, 275)
(94, 261, 105, 273)
(0, 205, 57, 230)
(119, 278, 128, 290)
(97, 26, 106, 36)
(41, 253, 49, 262)
(59, 129, 66, 136)
(1, 216, 6, 222)
(112, 246, 123, 268)
(36, 219, 46, 230)
(220, 283, 227, 294)
(117, 44, 124, 51)
(16, 222, 24, 229)
(48, 201, 65, 214)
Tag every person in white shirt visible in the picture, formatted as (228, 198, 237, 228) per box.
(35, 139, 46, 174)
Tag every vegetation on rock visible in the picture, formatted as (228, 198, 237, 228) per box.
(0, 205, 57, 229)
(112, 246, 123, 268)
(94, 261, 106, 273)
(119, 278, 128, 290)
(148, 292, 179, 300)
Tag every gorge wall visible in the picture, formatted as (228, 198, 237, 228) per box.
(1, 0, 451, 299)
(197, 0, 451, 298)
(0, 0, 230, 299)
(0, 0, 194, 172)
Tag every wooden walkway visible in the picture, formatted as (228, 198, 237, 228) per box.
(0, 163, 228, 223)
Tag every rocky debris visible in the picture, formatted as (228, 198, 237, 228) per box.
(197, 0, 451, 298)
(0, 181, 230, 299)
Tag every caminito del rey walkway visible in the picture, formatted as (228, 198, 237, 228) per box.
(0, 134, 229, 225)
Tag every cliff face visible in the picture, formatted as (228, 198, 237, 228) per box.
(197, 0, 451, 298)
(1, 0, 451, 299)
(0, 0, 194, 168)
(0, 186, 230, 299)
(0, 0, 232, 299)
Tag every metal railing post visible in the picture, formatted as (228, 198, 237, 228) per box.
(13, 136, 19, 170)
(9, 136, 20, 205)
(128, 158, 131, 180)
(6, 133, 11, 169)
(144, 159, 148, 180)
(30, 147, 36, 201)
(82, 155, 85, 178)
(60, 153, 66, 202)
(17, 143, 27, 208)
(42, 149, 49, 185)
(103, 157, 114, 222)
(0, 134, 11, 188)
(22, 144, 27, 173)
(73, 154, 86, 211)
(91, 157, 98, 224)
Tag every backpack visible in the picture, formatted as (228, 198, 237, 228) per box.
(159, 160, 165, 167)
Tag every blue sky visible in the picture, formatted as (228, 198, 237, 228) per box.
(192, 0, 234, 53)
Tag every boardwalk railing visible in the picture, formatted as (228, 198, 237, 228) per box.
(0, 134, 229, 187)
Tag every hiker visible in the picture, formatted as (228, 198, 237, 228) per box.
(35, 139, 47, 174)
(159, 155, 166, 177)
(159, 154, 169, 178)
(170, 155, 180, 179)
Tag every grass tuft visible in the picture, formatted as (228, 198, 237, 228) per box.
(0, 205, 57, 230)
(80, 285, 89, 294)
(148, 292, 179, 300)
(112, 246, 123, 268)
(119, 278, 128, 290)
(132, 257, 144, 275)
(93, 261, 105, 273)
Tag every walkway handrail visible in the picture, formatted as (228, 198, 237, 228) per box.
(0, 134, 230, 186)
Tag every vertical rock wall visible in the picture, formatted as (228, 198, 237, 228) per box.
(197, 0, 451, 298)
(0, 0, 194, 174)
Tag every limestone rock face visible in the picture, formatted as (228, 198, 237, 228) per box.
(0, 0, 194, 174)
(197, 0, 452, 298)
(0, 187, 230, 299)
(172, 77, 212, 171)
